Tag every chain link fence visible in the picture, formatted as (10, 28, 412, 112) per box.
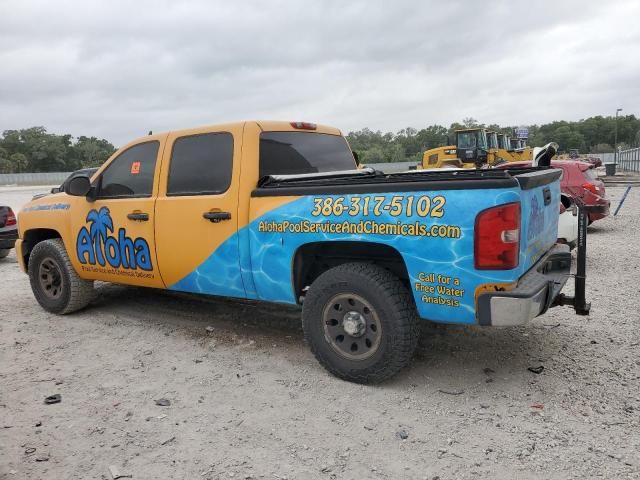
(618, 147, 640, 173)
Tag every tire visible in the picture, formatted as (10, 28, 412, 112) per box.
(302, 262, 419, 384)
(0, 249, 10, 259)
(28, 238, 94, 314)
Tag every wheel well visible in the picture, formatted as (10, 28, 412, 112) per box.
(293, 241, 409, 303)
(21, 228, 62, 268)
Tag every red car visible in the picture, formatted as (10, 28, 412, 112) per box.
(496, 160, 610, 223)
(0, 205, 18, 259)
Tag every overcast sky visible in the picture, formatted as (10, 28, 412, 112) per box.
(1, 0, 638, 145)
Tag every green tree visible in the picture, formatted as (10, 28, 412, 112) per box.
(0, 127, 116, 172)
(10, 153, 28, 172)
(0, 158, 12, 173)
(388, 143, 406, 162)
(362, 146, 385, 163)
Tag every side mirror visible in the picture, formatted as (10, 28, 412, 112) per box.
(66, 175, 92, 197)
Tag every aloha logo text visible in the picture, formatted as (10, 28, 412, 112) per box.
(76, 207, 152, 270)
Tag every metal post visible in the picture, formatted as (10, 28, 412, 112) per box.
(574, 200, 590, 315)
(614, 186, 632, 216)
(614, 108, 622, 165)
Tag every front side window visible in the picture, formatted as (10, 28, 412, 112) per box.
(97, 141, 159, 198)
(167, 133, 233, 196)
(479, 131, 488, 150)
(259, 132, 356, 178)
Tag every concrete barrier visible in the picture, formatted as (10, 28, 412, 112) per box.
(0, 172, 71, 186)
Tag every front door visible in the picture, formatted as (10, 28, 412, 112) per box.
(154, 124, 244, 298)
(70, 137, 166, 288)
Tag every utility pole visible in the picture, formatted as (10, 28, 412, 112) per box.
(614, 108, 623, 164)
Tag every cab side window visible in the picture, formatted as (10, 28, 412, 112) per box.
(167, 133, 233, 196)
(97, 141, 159, 198)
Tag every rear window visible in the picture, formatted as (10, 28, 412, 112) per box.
(583, 168, 598, 181)
(259, 132, 356, 178)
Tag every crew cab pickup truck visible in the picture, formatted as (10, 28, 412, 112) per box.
(16, 121, 589, 383)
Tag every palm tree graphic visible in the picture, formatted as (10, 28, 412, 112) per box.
(86, 207, 114, 266)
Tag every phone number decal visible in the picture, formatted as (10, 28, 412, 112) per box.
(311, 195, 445, 218)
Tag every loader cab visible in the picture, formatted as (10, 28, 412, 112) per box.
(487, 131, 499, 150)
(455, 128, 488, 166)
(497, 133, 510, 151)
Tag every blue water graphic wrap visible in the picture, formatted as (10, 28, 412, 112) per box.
(169, 235, 245, 298)
(169, 186, 559, 325)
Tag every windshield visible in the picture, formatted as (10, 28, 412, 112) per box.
(457, 132, 477, 149)
(259, 132, 356, 178)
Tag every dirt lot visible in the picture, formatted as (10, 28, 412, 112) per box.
(1, 185, 639, 479)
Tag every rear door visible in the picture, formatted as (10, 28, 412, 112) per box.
(154, 124, 245, 298)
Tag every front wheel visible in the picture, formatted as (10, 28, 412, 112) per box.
(302, 263, 419, 383)
(28, 239, 94, 314)
(0, 249, 10, 259)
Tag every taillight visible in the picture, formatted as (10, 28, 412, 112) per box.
(5, 208, 16, 226)
(582, 182, 599, 195)
(290, 122, 317, 130)
(474, 202, 520, 270)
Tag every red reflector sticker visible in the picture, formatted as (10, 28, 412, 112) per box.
(131, 162, 141, 175)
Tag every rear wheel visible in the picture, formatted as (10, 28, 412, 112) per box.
(28, 239, 94, 314)
(302, 262, 419, 383)
(0, 249, 10, 259)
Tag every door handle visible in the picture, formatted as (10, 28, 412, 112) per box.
(203, 211, 232, 223)
(127, 212, 149, 221)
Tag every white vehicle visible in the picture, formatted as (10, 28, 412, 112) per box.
(558, 194, 579, 249)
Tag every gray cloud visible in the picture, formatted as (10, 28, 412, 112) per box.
(0, 0, 637, 145)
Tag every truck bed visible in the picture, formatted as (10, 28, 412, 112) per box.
(254, 166, 562, 196)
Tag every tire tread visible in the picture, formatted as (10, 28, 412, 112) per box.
(302, 262, 419, 383)
(29, 239, 94, 314)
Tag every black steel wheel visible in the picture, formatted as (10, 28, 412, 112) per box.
(303, 262, 419, 383)
(322, 293, 382, 361)
(38, 257, 64, 300)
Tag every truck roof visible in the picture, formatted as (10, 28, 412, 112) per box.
(141, 120, 342, 141)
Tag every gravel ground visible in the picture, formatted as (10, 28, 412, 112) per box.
(0, 185, 639, 480)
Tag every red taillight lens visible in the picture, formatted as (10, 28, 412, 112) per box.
(5, 208, 16, 226)
(582, 182, 598, 195)
(474, 202, 520, 270)
(290, 122, 317, 130)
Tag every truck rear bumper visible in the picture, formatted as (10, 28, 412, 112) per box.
(477, 244, 571, 326)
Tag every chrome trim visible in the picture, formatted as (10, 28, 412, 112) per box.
(489, 286, 548, 326)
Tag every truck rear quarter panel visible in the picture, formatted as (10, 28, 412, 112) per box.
(248, 187, 530, 325)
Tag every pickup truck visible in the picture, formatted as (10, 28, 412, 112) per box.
(16, 121, 589, 383)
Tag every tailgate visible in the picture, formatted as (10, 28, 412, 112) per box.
(515, 169, 562, 274)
